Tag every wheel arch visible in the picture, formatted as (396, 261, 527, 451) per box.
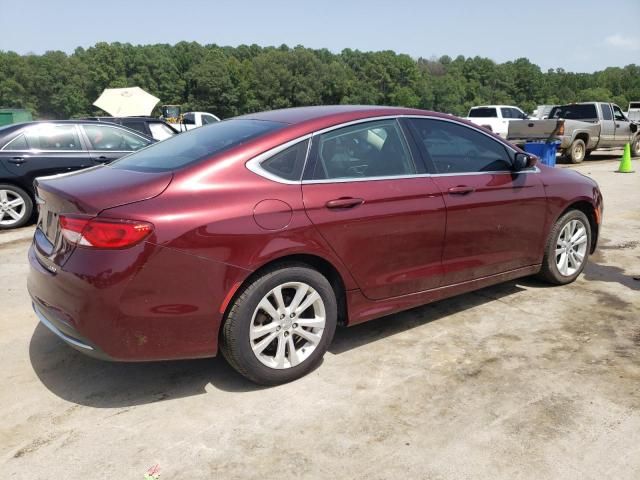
(219, 253, 350, 343)
(573, 132, 589, 146)
(557, 200, 599, 253)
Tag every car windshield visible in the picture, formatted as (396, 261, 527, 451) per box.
(549, 104, 598, 121)
(468, 108, 497, 118)
(111, 119, 286, 172)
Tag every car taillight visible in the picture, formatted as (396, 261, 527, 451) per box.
(555, 120, 565, 136)
(59, 215, 153, 249)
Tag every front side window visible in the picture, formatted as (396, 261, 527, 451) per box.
(149, 122, 176, 141)
(202, 114, 218, 125)
(260, 139, 309, 181)
(612, 105, 627, 121)
(121, 120, 147, 135)
(83, 124, 151, 151)
(3, 134, 28, 150)
(111, 119, 285, 172)
(409, 118, 513, 174)
(511, 108, 527, 119)
(311, 120, 414, 180)
(468, 108, 497, 118)
(24, 124, 82, 151)
(501, 108, 512, 119)
(601, 104, 613, 121)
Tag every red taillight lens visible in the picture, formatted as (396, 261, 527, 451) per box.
(59, 215, 153, 249)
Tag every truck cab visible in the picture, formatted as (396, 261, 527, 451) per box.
(465, 105, 528, 138)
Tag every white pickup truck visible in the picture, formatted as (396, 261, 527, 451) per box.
(465, 105, 528, 138)
(170, 112, 221, 132)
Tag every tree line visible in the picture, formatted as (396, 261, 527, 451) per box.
(1, 42, 639, 120)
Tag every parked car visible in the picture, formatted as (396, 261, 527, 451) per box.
(465, 105, 528, 138)
(507, 102, 640, 163)
(82, 116, 178, 141)
(28, 106, 602, 385)
(0, 120, 154, 229)
(627, 101, 640, 122)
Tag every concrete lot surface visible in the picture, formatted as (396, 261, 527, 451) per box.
(1, 152, 639, 479)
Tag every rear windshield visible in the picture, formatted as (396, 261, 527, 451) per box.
(629, 103, 640, 109)
(468, 108, 497, 118)
(549, 104, 598, 121)
(111, 119, 286, 172)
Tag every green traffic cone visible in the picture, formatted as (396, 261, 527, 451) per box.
(617, 143, 634, 173)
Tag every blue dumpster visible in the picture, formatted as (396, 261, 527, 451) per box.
(524, 142, 560, 167)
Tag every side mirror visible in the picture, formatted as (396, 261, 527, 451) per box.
(630, 123, 638, 133)
(513, 152, 537, 171)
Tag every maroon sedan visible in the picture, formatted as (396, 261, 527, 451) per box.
(28, 106, 602, 384)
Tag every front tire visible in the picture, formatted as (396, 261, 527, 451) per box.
(538, 210, 591, 285)
(221, 264, 337, 385)
(566, 139, 586, 164)
(0, 184, 33, 230)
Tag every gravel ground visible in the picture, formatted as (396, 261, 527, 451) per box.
(1, 151, 638, 479)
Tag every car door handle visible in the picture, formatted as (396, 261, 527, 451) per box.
(448, 186, 475, 195)
(325, 197, 365, 209)
(8, 157, 25, 165)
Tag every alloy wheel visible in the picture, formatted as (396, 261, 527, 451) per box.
(555, 219, 588, 276)
(0, 189, 27, 226)
(250, 281, 326, 369)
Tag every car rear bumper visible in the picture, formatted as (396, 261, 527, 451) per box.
(32, 300, 113, 360)
(28, 241, 251, 361)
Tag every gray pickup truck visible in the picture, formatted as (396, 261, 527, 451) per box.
(507, 102, 640, 163)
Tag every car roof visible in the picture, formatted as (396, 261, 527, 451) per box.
(0, 120, 155, 140)
(237, 105, 448, 131)
(470, 105, 521, 109)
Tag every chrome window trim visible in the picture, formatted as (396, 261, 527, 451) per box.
(245, 114, 532, 185)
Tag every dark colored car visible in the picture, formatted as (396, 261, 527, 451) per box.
(82, 116, 178, 141)
(27, 106, 603, 385)
(0, 120, 154, 229)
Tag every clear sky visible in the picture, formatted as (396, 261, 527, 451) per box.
(1, 0, 638, 72)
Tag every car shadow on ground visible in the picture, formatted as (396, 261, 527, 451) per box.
(29, 280, 526, 408)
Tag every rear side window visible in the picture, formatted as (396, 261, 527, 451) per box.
(112, 119, 285, 172)
(468, 108, 497, 118)
(501, 108, 512, 119)
(549, 104, 598, 121)
(408, 118, 513, 174)
(601, 104, 613, 120)
(25, 124, 82, 150)
(260, 139, 309, 181)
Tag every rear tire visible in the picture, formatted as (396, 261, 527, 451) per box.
(0, 184, 33, 230)
(537, 210, 591, 285)
(220, 264, 337, 385)
(566, 139, 586, 164)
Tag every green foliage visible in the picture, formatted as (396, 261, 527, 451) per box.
(0, 42, 638, 119)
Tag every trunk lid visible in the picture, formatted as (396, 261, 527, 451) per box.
(33, 165, 172, 267)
